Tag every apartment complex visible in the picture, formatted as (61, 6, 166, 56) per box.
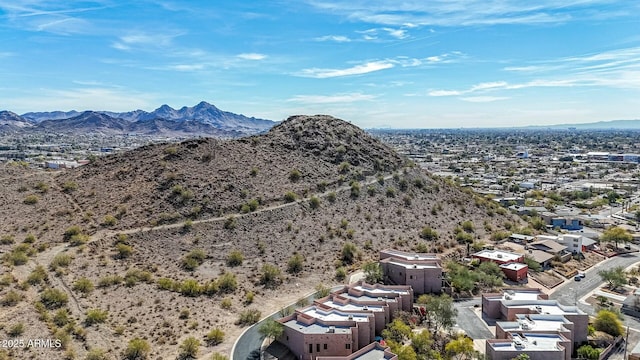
(482, 289, 588, 360)
(277, 281, 412, 360)
(379, 249, 443, 294)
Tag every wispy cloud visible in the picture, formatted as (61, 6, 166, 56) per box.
(296, 52, 464, 78)
(236, 53, 267, 60)
(112, 32, 183, 51)
(296, 60, 394, 78)
(305, 0, 635, 27)
(0, 1, 107, 34)
(461, 96, 510, 102)
(287, 93, 377, 104)
(314, 35, 351, 42)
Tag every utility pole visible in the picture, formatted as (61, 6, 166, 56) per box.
(624, 325, 629, 360)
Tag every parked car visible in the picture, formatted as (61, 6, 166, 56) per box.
(574, 276, 582, 281)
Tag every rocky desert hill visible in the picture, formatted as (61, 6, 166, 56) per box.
(0, 115, 519, 360)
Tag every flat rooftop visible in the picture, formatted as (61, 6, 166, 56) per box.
(380, 249, 439, 261)
(340, 293, 398, 303)
(489, 334, 566, 352)
(385, 260, 440, 269)
(499, 316, 570, 332)
(283, 319, 351, 335)
(353, 347, 394, 360)
(473, 249, 522, 262)
(507, 303, 582, 315)
(501, 290, 543, 301)
(500, 263, 528, 271)
(352, 285, 411, 296)
(321, 300, 385, 313)
(302, 307, 371, 323)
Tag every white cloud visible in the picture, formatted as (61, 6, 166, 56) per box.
(315, 35, 351, 42)
(287, 93, 377, 104)
(428, 90, 462, 96)
(305, 0, 633, 27)
(460, 96, 509, 102)
(382, 27, 408, 39)
(168, 64, 206, 71)
(236, 53, 267, 60)
(296, 60, 394, 78)
(112, 32, 182, 51)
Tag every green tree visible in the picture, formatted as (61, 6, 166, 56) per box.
(510, 354, 530, 360)
(258, 318, 284, 342)
(598, 266, 627, 290)
(178, 336, 200, 360)
(577, 345, 601, 360)
(123, 338, 150, 360)
(524, 256, 542, 272)
(600, 226, 632, 248)
(445, 335, 474, 360)
(417, 294, 457, 333)
(594, 309, 624, 337)
(381, 319, 412, 344)
(363, 262, 383, 283)
(410, 330, 436, 360)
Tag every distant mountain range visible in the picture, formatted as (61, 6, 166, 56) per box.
(0, 102, 275, 137)
(526, 119, 640, 130)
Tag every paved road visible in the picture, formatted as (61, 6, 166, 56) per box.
(551, 251, 640, 330)
(453, 299, 493, 339)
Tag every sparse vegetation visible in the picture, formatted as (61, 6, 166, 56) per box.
(236, 309, 261, 326)
(287, 254, 304, 274)
(260, 263, 282, 288)
(226, 250, 244, 267)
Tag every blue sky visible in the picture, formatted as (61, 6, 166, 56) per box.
(1, 1, 639, 128)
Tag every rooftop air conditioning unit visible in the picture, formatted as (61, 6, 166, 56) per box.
(377, 297, 384, 301)
(363, 306, 368, 310)
(497, 254, 503, 258)
(327, 326, 335, 333)
(348, 315, 353, 320)
(505, 295, 512, 300)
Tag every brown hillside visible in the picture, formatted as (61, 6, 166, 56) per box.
(0, 115, 520, 360)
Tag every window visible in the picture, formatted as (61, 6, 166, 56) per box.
(309, 344, 313, 353)
(317, 344, 320, 352)
(346, 344, 351, 350)
(324, 344, 328, 350)
(409, 275, 413, 279)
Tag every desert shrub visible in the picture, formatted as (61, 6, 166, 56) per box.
(178, 337, 200, 360)
(62, 181, 78, 193)
(53, 309, 70, 327)
(85, 309, 108, 326)
(5, 250, 28, 266)
(23, 194, 39, 204)
(27, 265, 48, 285)
(64, 226, 82, 240)
(315, 283, 330, 298)
(8, 323, 24, 337)
(335, 267, 347, 281)
(226, 250, 244, 267)
(284, 191, 297, 203)
(40, 288, 68, 309)
(309, 196, 321, 209)
(462, 220, 475, 232)
(420, 226, 439, 240)
(98, 275, 124, 288)
(341, 242, 358, 265)
(23, 233, 36, 244)
(260, 264, 282, 288)
(115, 243, 133, 259)
(350, 181, 361, 198)
(1, 290, 23, 306)
(287, 254, 304, 274)
(181, 249, 206, 271)
(50, 253, 72, 270)
(245, 291, 255, 304)
(180, 279, 202, 297)
(289, 169, 301, 182)
(0, 235, 14, 245)
(157, 278, 178, 291)
(456, 232, 473, 243)
(385, 187, 396, 198)
(212, 353, 229, 360)
(221, 298, 232, 309)
(217, 272, 237, 293)
(124, 269, 152, 287)
(85, 348, 108, 360)
(206, 327, 225, 345)
(102, 215, 117, 227)
(223, 216, 237, 230)
(73, 277, 94, 294)
(69, 233, 89, 246)
(164, 146, 178, 155)
(123, 338, 150, 360)
(327, 192, 337, 203)
(236, 309, 261, 326)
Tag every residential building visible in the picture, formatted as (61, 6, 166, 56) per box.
(379, 249, 443, 294)
(316, 342, 398, 360)
(499, 263, 528, 282)
(496, 314, 577, 355)
(536, 234, 584, 254)
(486, 333, 571, 360)
(472, 249, 524, 265)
